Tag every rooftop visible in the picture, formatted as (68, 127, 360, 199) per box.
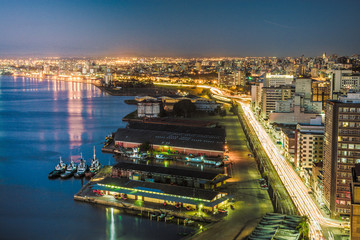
(114, 128, 225, 152)
(127, 121, 226, 139)
(98, 177, 222, 201)
(113, 161, 228, 181)
(124, 117, 218, 128)
(248, 213, 301, 240)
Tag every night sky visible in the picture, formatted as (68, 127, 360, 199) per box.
(0, 0, 359, 57)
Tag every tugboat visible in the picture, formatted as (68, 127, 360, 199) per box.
(74, 154, 88, 178)
(48, 157, 67, 179)
(85, 147, 101, 178)
(60, 158, 77, 179)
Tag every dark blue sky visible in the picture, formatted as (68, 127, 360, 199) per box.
(0, 0, 359, 57)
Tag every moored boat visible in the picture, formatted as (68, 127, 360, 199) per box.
(60, 158, 77, 179)
(85, 147, 101, 178)
(48, 157, 66, 179)
(74, 154, 88, 178)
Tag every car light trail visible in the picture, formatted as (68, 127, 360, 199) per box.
(238, 101, 345, 239)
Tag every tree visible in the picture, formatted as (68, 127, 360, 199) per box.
(219, 109, 227, 117)
(173, 99, 196, 118)
(139, 141, 152, 152)
(297, 216, 309, 240)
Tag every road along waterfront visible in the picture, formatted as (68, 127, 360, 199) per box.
(238, 101, 346, 240)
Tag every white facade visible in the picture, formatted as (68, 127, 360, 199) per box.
(339, 93, 360, 103)
(296, 123, 324, 170)
(331, 69, 354, 95)
(251, 83, 263, 109)
(137, 101, 161, 118)
(295, 78, 312, 99)
(104, 73, 113, 85)
(275, 99, 293, 112)
(341, 75, 360, 92)
(264, 74, 294, 87)
(194, 99, 221, 112)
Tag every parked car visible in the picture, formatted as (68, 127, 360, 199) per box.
(218, 209, 227, 213)
(155, 154, 165, 159)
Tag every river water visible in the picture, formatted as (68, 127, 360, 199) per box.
(0, 76, 193, 240)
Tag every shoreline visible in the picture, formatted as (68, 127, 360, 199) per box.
(3, 74, 207, 98)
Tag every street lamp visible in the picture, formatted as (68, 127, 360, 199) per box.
(198, 204, 204, 216)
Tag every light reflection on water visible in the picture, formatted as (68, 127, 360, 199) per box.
(0, 76, 194, 239)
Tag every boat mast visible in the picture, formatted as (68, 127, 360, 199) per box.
(93, 146, 96, 159)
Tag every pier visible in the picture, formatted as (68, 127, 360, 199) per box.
(74, 184, 220, 224)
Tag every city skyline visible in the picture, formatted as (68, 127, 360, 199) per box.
(1, 0, 360, 57)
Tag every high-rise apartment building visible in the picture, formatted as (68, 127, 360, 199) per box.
(324, 93, 360, 217)
(261, 86, 294, 119)
(218, 71, 245, 87)
(294, 118, 324, 186)
(295, 78, 312, 99)
(312, 80, 331, 107)
(331, 70, 360, 97)
(251, 82, 263, 110)
(264, 74, 294, 87)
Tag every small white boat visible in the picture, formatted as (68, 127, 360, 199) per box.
(48, 157, 66, 178)
(85, 147, 101, 178)
(60, 158, 77, 179)
(74, 154, 88, 178)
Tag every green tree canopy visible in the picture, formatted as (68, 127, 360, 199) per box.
(139, 141, 152, 152)
(297, 216, 309, 240)
(173, 99, 196, 118)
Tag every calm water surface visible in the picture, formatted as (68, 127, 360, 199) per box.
(0, 76, 193, 240)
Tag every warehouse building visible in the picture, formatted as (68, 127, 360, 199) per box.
(93, 177, 229, 212)
(114, 127, 225, 157)
(112, 162, 229, 189)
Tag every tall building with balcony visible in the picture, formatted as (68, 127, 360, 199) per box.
(261, 85, 294, 119)
(294, 117, 324, 186)
(264, 74, 294, 87)
(311, 80, 331, 108)
(324, 93, 360, 217)
(218, 70, 245, 87)
(331, 70, 360, 97)
(251, 82, 263, 110)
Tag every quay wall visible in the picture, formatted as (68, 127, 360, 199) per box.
(74, 195, 217, 223)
